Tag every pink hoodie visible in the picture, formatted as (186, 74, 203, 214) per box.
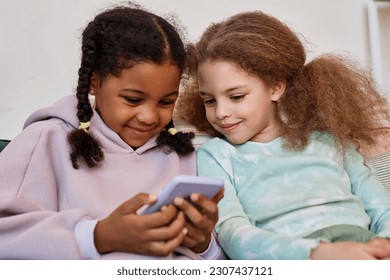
(0, 95, 199, 259)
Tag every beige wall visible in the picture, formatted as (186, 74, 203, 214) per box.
(0, 0, 387, 139)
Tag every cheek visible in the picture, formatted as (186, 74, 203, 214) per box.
(205, 107, 214, 122)
(102, 111, 126, 132)
(160, 108, 175, 124)
(110, 107, 131, 122)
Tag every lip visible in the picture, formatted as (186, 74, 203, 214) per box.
(219, 122, 240, 132)
(128, 126, 154, 135)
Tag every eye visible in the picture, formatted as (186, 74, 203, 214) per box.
(230, 94, 245, 101)
(203, 98, 216, 106)
(159, 99, 176, 107)
(124, 97, 142, 105)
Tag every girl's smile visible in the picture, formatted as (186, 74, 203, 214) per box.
(219, 122, 241, 132)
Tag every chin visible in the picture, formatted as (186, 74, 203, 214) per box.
(126, 140, 147, 149)
(226, 136, 245, 145)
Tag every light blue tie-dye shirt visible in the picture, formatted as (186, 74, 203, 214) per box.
(197, 133, 390, 259)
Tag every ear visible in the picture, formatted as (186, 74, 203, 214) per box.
(270, 81, 286, 102)
(90, 72, 100, 95)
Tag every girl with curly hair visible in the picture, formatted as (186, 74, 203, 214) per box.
(0, 4, 224, 259)
(176, 11, 390, 259)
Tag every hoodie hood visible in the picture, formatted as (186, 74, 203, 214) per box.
(23, 95, 159, 154)
(24, 95, 79, 130)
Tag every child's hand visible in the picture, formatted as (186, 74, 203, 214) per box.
(173, 188, 224, 253)
(368, 238, 390, 259)
(94, 193, 187, 256)
(368, 237, 390, 248)
(310, 241, 390, 260)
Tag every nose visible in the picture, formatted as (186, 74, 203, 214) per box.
(215, 101, 231, 120)
(137, 105, 159, 124)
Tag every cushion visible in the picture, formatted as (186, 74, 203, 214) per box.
(0, 139, 10, 152)
(368, 152, 390, 194)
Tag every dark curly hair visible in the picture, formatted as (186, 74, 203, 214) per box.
(67, 3, 194, 169)
(176, 11, 390, 153)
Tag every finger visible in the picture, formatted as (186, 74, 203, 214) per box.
(174, 197, 214, 232)
(190, 193, 219, 221)
(366, 244, 390, 259)
(118, 193, 156, 214)
(147, 227, 188, 256)
(371, 249, 390, 259)
(145, 211, 187, 241)
(174, 197, 205, 224)
(369, 238, 390, 248)
(181, 222, 206, 248)
(142, 204, 179, 228)
(183, 221, 202, 239)
(211, 188, 225, 203)
(182, 235, 198, 249)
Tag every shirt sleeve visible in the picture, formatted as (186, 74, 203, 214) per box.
(196, 142, 320, 260)
(344, 146, 390, 238)
(0, 123, 90, 259)
(74, 218, 101, 259)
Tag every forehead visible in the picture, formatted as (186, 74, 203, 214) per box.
(102, 62, 181, 94)
(128, 61, 179, 81)
(197, 61, 257, 92)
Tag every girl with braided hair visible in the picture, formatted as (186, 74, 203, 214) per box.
(0, 4, 224, 259)
(176, 11, 390, 259)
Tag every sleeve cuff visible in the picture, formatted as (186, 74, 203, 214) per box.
(74, 218, 101, 259)
(198, 231, 227, 259)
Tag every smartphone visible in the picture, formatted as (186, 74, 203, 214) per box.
(141, 175, 224, 215)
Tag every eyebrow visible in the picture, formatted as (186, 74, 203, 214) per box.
(121, 88, 179, 97)
(121, 88, 145, 95)
(199, 85, 247, 96)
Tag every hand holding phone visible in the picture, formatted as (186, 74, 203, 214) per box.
(142, 175, 224, 215)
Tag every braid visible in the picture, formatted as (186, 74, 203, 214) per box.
(157, 120, 195, 155)
(76, 37, 95, 122)
(67, 24, 104, 169)
(67, 4, 193, 168)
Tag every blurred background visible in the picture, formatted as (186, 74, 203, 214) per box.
(1, 0, 389, 139)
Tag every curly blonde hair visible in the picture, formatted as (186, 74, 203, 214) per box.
(176, 11, 390, 152)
